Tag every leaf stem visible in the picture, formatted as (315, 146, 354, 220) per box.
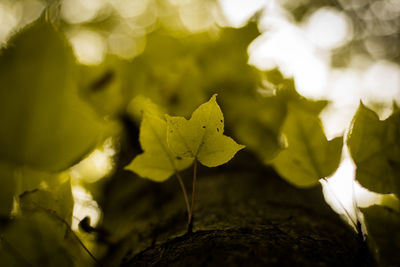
(188, 159, 198, 233)
(175, 171, 191, 224)
(322, 178, 358, 230)
(32, 204, 102, 266)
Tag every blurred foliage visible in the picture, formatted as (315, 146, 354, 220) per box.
(348, 103, 400, 198)
(362, 205, 400, 267)
(0, 0, 398, 266)
(348, 103, 400, 265)
(0, 19, 109, 172)
(283, 0, 400, 66)
(271, 102, 343, 187)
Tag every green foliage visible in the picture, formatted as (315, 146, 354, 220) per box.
(0, 5, 397, 265)
(361, 205, 400, 267)
(0, 19, 108, 172)
(166, 94, 245, 167)
(19, 180, 74, 225)
(272, 103, 343, 187)
(125, 99, 192, 182)
(0, 213, 74, 267)
(0, 163, 16, 217)
(348, 103, 400, 198)
(79, 23, 260, 118)
(126, 95, 244, 179)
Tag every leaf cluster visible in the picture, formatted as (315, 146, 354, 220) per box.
(125, 94, 244, 181)
(347, 103, 400, 266)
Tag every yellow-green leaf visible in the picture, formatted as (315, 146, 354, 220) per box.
(125, 104, 192, 182)
(0, 20, 107, 172)
(20, 180, 74, 225)
(347, 103, 400, 197)
(272, 103, 343, 187)
(0, 162, 16, 217)
(166, 94, 245, 167)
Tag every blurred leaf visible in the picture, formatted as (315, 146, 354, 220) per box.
(78, 57, 128, 117)
(362, 205, 400, 266)
(127, 95, 166, 123)
(166, 94, 245, 167)
(0, 213, 74, 267)
(272, 103, 343, 187)
(125, 109, 192, 182)
(347, 103, 400, 197)
(0, 19, 108, 172)
(0, 163, 16, 218)
(20, 179, 74, 225)
(79, 23, 261, 118)
(223, 94, 286, 162)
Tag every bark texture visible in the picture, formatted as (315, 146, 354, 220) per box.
(96, 149, 374, 266)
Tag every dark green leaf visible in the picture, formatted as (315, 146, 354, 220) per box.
(347, 103, 400, 197)
(362, 205, 400, 266)
(272, 103, 343, 187)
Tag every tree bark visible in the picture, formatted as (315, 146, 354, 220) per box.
(96, 146, 374, 266)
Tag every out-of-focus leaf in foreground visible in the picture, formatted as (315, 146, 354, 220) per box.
(362, 205, 400, 266)
(272, 103, 343, 187)
(348, 103, 400, 197)
(0, 163, 16, 218)
(0, 20, 107, 172)
(19, 179, 74, 225)
(166, 94, 245, 167)
(0, 213, 74, 267)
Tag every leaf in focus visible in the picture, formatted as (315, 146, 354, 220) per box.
(166, 94, 245, 167)
(361, 205, 400, 266)
(0, 20, 107, 172)
(125, 98, 192, 182)
(272, 103, 343, 187)
(347, 103, 400, 197)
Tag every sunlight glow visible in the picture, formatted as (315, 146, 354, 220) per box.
(302, 7, 352, 50)
(246, 0, 400, 217)
(249, 22, 329, 99)
(321, 156, 383, 224)
(0, 1, 22, 45)
(108, 32, 147, 59)
(218, 0, 265, 28)
(70, 138, 115, 184)
(179, 1, 215, 32)
(110, 0, 150, 18)
(71, 185, 102, 230)
(61, 0, 106, 24)
(68, 28, 106, 65)
(363, 60, 400, 104)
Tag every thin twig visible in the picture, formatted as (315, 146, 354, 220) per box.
(322, 178, 358, 229)
(26, 203, 102, 266)
(175, 171, 191, 223)
(188, 159, 198, 233)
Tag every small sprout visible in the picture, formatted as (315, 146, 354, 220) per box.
(165, 94, 245, 232)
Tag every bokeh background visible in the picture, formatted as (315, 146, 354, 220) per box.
(0, 0, 399, 262)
